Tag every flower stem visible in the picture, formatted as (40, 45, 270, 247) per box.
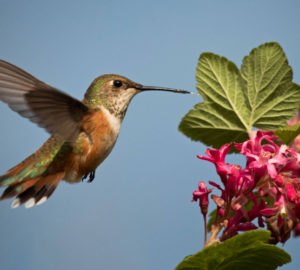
(203, 213, 207, 247)
(206, 223, 223, 247)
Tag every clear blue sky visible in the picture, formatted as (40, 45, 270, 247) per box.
(0, 1, 299, 269)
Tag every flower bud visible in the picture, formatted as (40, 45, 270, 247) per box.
(192, 181, 212, 216)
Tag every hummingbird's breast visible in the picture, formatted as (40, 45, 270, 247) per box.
(64, 106, 121, 183)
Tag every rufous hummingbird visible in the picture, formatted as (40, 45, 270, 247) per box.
(0, 59, 195, 208)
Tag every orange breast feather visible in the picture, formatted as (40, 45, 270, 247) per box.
(65, 110, 118, 177)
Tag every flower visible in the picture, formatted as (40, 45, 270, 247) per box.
(237, 131, 288, 180)
(197, 144, 232, 184)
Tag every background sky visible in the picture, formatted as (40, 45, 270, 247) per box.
(0, 1, 299, 269)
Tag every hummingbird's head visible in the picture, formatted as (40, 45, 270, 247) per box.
(84, 74, 192, 119)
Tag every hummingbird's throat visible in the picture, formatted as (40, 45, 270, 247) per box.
(106, 87, 137, 119)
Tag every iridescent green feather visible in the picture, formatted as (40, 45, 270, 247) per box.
(0, 136, 74, 187)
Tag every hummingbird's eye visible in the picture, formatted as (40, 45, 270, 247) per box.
(113, 80, 123, 88)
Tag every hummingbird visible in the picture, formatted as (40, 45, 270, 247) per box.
(0, 59, 194, 208)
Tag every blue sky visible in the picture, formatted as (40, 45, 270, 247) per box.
(0, 0, 299, 269)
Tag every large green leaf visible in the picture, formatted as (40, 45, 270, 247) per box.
(175, 230, 291, 270)
(275, 122, 300, 145)
(179, 42, 300, 147)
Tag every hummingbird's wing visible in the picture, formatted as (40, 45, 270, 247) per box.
(0, 59, 90, 144)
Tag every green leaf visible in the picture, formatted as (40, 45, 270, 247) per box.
(196, 53, 250, 130)
(175, 230, 291, 270)
(275, 122, 300, 144)
(179, 42, 300, 148)
(179, 102, 249, 148)
(241, 43, 300, 130)
(207, 209, 217, 233)
(206, 209, 225, 233)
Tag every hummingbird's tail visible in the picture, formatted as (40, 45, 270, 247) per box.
(0, 160, 65, 208)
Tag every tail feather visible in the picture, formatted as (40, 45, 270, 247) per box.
(0, 175, 11, 187)
(0, 158, 35, 187)
(1, 172, 65, 208)
(0, 184, 19, 200)
(0, 155, 60, 208)
(0, 164, 44, 187)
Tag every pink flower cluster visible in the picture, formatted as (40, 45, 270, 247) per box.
(192, 131, 300, 243)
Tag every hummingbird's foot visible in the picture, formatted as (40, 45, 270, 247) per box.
(81, 171, 96, 183)
(88, 171, 95, 183)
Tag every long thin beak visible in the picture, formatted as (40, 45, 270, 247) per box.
(137, 85, 199, 95)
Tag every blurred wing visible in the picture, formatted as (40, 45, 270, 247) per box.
(0, 59, 89, 143)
